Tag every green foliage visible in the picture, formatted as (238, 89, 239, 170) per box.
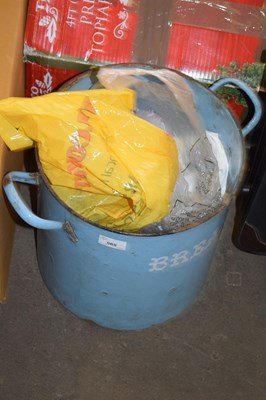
(216, 61, 265, 90)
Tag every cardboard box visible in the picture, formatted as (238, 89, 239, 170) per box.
(24, 0, 266, 97)
(0, 1, 28, 301)
(24, 0, 138, 63)
(24, 0, 139, 95)
(166, 0, 266, 86)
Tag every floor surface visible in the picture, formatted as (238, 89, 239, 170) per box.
(1, 204, 266, 400)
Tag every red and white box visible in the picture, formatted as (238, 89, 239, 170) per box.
(24, 0, 138, 62)
(166, 0, 266, 86)
(24, 0, 139, 95)
(24, 0, 266, 97)
(25, 62, 79, 97)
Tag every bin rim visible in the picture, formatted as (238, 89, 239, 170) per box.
(35, 148, 229, 237)
(37, 64, 247, 237)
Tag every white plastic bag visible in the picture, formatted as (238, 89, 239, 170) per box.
(97, 67, 225, 231)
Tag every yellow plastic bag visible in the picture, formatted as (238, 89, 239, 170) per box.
(0, 89, 178, 231)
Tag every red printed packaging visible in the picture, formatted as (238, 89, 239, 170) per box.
(24, 0, 265, 99)
(25, 62, 80, 97)
(24, 0, 139, 64)
(166, 0, 265, 88)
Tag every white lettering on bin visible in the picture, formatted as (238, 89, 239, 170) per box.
(149, 229, 219, 272)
